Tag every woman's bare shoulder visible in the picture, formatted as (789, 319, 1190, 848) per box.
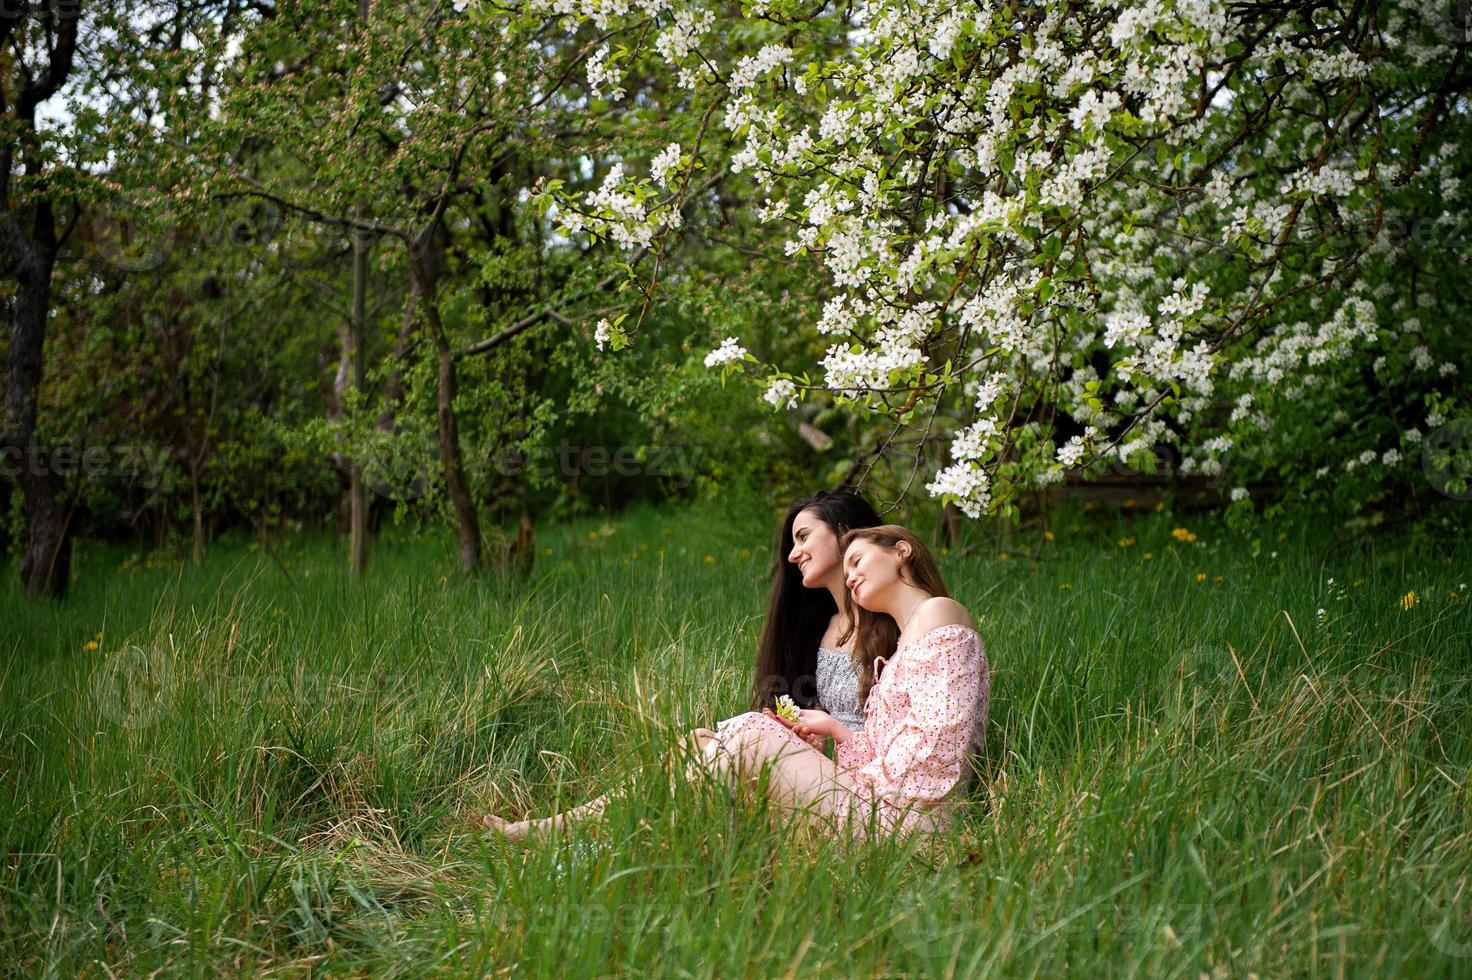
(912, 596, 973, 633)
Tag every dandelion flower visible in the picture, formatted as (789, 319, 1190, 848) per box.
(1400, 590, 1417, 610)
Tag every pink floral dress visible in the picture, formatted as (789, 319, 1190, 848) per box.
(711, 623, 989, 838)
(834, 623, 989, 834)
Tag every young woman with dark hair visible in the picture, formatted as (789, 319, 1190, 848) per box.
(472, 489, 886, 835)
(749, 490, 887, 738)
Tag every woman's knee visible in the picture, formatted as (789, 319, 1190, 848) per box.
(692, 715, 806, 782)
(728, 725, 809, 771)
(729, 712, 792, 741)
(679, 728, 720, 771)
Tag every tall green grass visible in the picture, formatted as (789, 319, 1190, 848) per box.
(1, 501, 1468, 976)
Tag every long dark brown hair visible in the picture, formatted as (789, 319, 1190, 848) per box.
(750, 490, 881, 710)
(837, 525, 950, 705)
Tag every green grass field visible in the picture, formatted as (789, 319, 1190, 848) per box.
(2, 501, 1469, 976)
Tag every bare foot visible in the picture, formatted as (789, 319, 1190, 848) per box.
(473, 812, 530, 841)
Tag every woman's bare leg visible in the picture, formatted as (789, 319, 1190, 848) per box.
(478, 790, 619, 840)
(707, 721, 870, 830)
(473, 719, 873, 841)
(475, 728, 720, 841)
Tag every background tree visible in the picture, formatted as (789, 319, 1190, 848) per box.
(1, 1, 82, 597)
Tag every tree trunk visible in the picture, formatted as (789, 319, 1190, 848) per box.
(3, 217, 72, 598)
(0, 0, 80, 599)
(942, 502, 961, 549)
(0, 464, 11, 557)
(191, 467, 205, 565)
(348, 465, 368, 574)
(16, 456, 71, 599)
(412, 254, 481, 574)
(343, 0, 374, 576)
(509, 511, 534, 579)
(432, 316, 482, 574)
(348, 221, 370, 576)
(378, 290, 417, 428)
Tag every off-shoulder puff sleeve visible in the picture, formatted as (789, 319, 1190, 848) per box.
(857, 625, 986, 808)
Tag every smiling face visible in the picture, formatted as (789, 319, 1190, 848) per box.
(787, 507, 843, 588)
(842, 536, 911, 610)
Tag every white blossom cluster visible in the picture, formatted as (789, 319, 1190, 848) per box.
(585, 44, 624, 101)
(704, 336, 748, 368)
(764, 377, 798, 409)
(649, 142, 682, 186)
(557, 163, 655, 249)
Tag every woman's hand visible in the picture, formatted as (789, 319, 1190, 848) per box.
(765, 706, 836, 744)
(792, 708, 834, 740)
(765, 706, 824, 744)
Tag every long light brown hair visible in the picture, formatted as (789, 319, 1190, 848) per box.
(837, 525, 950, 705)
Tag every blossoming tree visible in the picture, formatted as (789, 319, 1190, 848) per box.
(514, 0, 1470, 517)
